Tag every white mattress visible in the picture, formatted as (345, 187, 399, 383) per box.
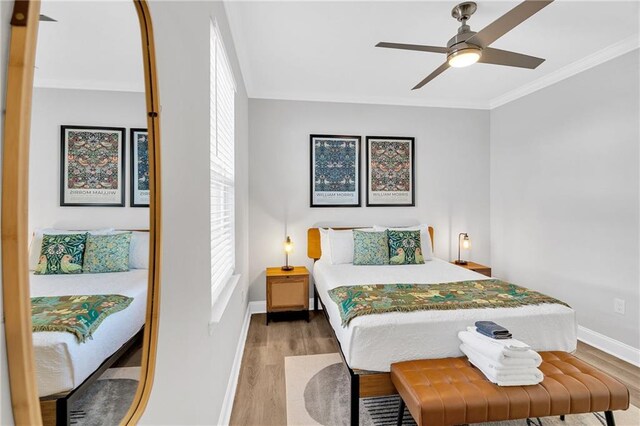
(30, 269, 148, 396)
(313, 258, 577, 372)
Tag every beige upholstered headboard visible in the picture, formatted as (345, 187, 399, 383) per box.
(307, 226, 434, 261)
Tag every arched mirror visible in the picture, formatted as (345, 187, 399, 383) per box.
(2, 1, 160, 425)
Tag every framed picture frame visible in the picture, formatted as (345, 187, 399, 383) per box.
(310, 134, 361, 207)
(366, 136, 415, 207)
(60, 125, 126, 207)
(130, 128, 150, 207)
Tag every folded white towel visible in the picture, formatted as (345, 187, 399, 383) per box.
(458, 331, 543, 364)
(460, 344, 540, 369)
(461, 344, 544, 380)
(469, 358, 543, 386)
(466, 326, 531, 351)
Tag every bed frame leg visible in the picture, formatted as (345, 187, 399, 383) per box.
(560, 415, 565, 421)
(396, 398, 405, 426)
(56, 398, 69, 426)
(350, 372, 360, 426)
(604, 411, 615, 426)
(314, 285, 318, 311)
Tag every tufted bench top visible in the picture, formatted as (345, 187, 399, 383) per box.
(390, 351, 629, 426)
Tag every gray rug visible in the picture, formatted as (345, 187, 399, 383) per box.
(69, 373, 138, 425)
(286, 353, 640, 426)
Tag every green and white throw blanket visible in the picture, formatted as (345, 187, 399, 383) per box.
(328, 279, 569, 326)
(32, 295, 134, 343)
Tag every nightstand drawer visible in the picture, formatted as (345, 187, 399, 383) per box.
(267, 276, 309, 311)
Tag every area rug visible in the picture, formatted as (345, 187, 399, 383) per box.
(70, 366, 140, 425)
(285, 353, 640, 426)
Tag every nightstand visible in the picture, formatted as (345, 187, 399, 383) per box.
(266, 266, 309, 324)
(451, 261, 492, 277)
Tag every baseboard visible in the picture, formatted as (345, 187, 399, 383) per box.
(248, 298, 320, 314)
(578, 325, 640, 367)
(217, 304, 252, 426)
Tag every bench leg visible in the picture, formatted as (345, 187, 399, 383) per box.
(350, 373, 360, 426)
(605, 411, 615, 426)
(397, 398, 405, 426)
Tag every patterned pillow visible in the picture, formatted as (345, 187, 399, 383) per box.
(35, 233, 88, 275)
(83, 233, 132, 274)
(353, 230, 389, 265)
(387, 230, 424, 265)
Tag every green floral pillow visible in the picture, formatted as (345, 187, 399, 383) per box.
(35, 233, 88, 275)
(387, 230, 424, 265)
(83, 233, 132, 274)
(353, 230, 389, 265)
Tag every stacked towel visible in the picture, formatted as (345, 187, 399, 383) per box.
(459, 326, 543, 386)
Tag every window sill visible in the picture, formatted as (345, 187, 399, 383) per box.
(209, 274, 241, 333)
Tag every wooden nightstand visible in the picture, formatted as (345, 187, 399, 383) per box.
(266, 266, 309, 324)
(451, 261, 492, 277)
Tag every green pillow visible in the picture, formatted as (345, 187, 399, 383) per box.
(353, 230, 389, 265)
(83, 233, 132, 274)
(35, 233, 87, 275)
(388, 230, 424, 265)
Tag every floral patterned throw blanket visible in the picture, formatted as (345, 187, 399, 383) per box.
(31, 295, 133, 343)
(328, 279, 569, 326)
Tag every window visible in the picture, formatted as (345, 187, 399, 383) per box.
(210, 21, 236, 304)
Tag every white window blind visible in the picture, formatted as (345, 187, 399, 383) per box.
(210, 21, 236, 304)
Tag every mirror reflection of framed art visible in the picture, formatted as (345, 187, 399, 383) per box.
(60, 125, 126, 207)
(130, 128, 150, 207)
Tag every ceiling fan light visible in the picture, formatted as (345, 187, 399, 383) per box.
(448, 47, 482, 68)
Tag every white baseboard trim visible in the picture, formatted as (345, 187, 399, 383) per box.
(248, 298, 320, 314)
(578, 325, 640, 367)
(217, 304, 252, 426)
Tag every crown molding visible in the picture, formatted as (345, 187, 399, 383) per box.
(223, 0, 255, 96)
(490, 35, 640, 109)
(249, 90, 491, 110)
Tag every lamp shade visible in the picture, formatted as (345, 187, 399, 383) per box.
(284, 236, 293, 254)
(462, 234, 470, 249)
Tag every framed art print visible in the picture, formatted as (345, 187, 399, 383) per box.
(60, 125, 126, 207)
(310, 134, 361, 207)
(366, 136, 415, 207)
(130, 128, 150, 207)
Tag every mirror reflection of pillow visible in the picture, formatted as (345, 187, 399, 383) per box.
(34, 233, 88, 275)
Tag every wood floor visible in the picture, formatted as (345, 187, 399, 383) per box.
(229, 312, 640, 425)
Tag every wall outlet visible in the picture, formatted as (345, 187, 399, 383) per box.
(614, 298, 625, 315)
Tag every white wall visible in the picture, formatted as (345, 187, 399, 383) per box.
(141, 1, 250, 424)
(0, 0, 15, 423)
(248, 99, 490, 301)
(29, 87, 148, 234)
(490, 50, 640, 349)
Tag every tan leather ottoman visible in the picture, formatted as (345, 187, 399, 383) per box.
(390, 351, 629, 426)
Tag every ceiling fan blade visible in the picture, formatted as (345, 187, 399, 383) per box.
(412, 62, 450, 90)
(466, 0, 553, 48)
(39, 14, 57, 22)
(376, 42, 448, 54)
(479, 47, 545, 69)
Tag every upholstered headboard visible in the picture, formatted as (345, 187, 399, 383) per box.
(307, 226, 434, 261)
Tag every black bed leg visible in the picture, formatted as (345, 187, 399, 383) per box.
(397, 398, 405, 426)
(56, 397, 69, 426)
(350, 373, 360, 426)
(604, 411, 615, 426)
(314, 285, 319, 311)
(560, 415, 565, 421)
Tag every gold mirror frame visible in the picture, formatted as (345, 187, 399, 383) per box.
(1, 0, 161, 424)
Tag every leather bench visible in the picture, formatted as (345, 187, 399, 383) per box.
(390, 351, 629, 426)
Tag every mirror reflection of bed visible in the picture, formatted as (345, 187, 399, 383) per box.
(29, 1, 149, 425)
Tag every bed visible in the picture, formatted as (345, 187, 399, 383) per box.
(308, 227, 577, 426)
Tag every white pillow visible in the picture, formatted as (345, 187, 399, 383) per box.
(113, 230, 150, 269)
(373, 224, 433, 260)
(319, 228, 332, 262)
(28, 228, 114, 270)
(328, 229, 354, 264)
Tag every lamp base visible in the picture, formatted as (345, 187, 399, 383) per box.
(281, 265, 294, 271)
(454, 260, 468, 265)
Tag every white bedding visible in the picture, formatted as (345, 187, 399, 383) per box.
(30, 269, 147, 396)
(313, 258, 577, 372)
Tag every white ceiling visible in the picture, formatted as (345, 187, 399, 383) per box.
(35, 0, 144, 92)
(224, 1, 640, 109)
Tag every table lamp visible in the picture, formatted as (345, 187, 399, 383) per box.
(282, 236, 294, 271)
(455, 233, 470, 265)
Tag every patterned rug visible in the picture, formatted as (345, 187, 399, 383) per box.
(70, 367, 139, 425)
(285, 353, 640, 426)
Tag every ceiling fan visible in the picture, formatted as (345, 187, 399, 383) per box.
(376, 0, 553, 90)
